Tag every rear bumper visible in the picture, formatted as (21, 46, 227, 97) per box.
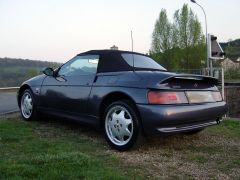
(137, 101, 228, 135)
(157, 119, 222, 133)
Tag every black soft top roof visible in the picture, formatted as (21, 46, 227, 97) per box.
(77, 50, 149, 73)
(77, 49, 148, 57)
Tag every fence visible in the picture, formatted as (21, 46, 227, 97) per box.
(224, 86, 240, 118)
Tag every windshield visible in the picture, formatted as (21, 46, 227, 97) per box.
(121, 53, 166, 71)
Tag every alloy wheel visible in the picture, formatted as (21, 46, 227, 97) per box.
(105, 105, 134, 146)
(21, 91, 33, 119)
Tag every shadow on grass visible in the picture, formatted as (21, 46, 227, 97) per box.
(35, 114, 211, 154)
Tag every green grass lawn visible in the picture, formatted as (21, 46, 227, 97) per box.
(0, 114, 239, 179)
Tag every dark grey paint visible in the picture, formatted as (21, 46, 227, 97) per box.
(17, 51, 228, 135)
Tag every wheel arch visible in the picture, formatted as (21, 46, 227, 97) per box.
(17, 84, 31, 108)
(99, 91, 142, 129)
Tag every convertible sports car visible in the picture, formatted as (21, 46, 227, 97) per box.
(18, 50, 227, 151)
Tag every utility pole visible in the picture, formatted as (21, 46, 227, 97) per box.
(190, 0, 209, 75)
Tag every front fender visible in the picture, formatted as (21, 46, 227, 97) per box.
(17, 74, 47, 107)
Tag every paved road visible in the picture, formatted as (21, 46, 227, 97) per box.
(0, 92, 19, 115)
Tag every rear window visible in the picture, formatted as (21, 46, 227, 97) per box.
(121, 53, 166, 71)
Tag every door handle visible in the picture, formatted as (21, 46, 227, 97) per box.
(56, 76, 67, 82)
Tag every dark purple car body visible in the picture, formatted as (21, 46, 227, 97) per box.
(18, 50, 227, 150)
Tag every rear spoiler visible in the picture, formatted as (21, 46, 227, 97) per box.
(160, 75, 219, 85)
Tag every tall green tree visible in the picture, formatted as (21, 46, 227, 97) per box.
(151, 4, 205, 71)
(173, 4, 205, 69)
(152, 9, 172, 53)
(151, 9, 176, 69)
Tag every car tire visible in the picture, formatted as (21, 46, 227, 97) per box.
(103, 100, 143, 151)
(20, 89, 38, 121)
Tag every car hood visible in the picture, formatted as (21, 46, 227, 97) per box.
(21, 74, 46, 87)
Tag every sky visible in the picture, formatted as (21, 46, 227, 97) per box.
(0, 0, 239, 62)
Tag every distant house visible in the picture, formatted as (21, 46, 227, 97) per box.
(221, 58, 240, 70)
(110, 45, 118, 50)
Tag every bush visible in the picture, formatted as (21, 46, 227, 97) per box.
(225, 67, 240, 80)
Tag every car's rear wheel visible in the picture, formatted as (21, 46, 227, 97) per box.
(104, 100, 143, 151)
(20, 89, 38, 121)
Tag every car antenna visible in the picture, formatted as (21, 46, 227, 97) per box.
(131, 30, 135, 72)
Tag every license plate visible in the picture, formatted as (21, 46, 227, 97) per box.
(186, 91, 215, 103)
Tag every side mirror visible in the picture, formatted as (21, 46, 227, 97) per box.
(42, 67, 54, 76)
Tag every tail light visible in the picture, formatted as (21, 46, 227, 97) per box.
(212, 91, 223, 102)
(148, 90, 223, 104)
(148, 91, 188, 104)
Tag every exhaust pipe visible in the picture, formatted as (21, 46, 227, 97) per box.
(216, 118, 221, 124)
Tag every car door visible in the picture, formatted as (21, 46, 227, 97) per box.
(40, 54, 99, 115)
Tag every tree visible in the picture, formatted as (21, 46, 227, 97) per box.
(152, 9, 172, 53)
(173, 4, 205, 69)
(151, 4, 205, 71)
(151, 9, 177, 69)
(26, 68, 39, 78)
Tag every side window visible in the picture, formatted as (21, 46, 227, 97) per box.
(58, 55, 99, 76)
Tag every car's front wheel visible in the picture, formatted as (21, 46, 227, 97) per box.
(104, 100, 143, 151)
(20, 89, 38, 121)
